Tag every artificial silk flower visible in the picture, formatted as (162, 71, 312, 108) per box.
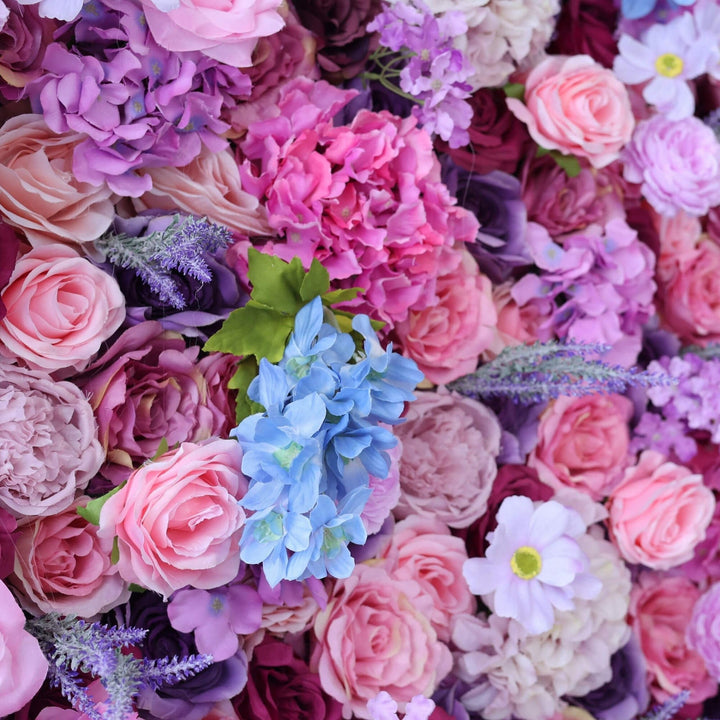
(621, 0, 696, 20)
(462, 495, 602, 635)
(614, 14, 713, 119)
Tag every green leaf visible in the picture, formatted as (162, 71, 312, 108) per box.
(322, 287, 363, 305)
(299, 258, 330, 302)
(535, 146, 551, 157)
(111, 536, 120, 564)
(247, 248, 306, 314)
(503, 83, 525, 101)
(128, 583, 147, 593)
(152, 437, 169, 461)
(77, 483, 125, 526)
(228, 357, 265, 423)
(551, 151, 581, 178)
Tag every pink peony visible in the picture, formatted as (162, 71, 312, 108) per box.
(97, 439, 248, 597)
(10, 497, 129, 616)
(630, 572, 717, 704)
(0, 245, 125, 374)
(608, 450, 715, 570)
(0, 579, 48, 715)
(381, 515, 475, 642)
(140, 0, 285, 68)
(311, 563, 452, 719)
(394, 247, 497, 385)
(393, 390, 501, 529)
(529, 394, 634, 501)
(507, 55, 634, 168)
(0, 362, 103, 520)
(0, 114, 114, 247)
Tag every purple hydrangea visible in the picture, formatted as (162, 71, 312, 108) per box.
(686, 583, 720, 680)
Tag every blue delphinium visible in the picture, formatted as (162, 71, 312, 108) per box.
(231, 297, 422, 586)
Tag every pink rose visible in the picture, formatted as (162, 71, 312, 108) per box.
(630, 572, 716, 704)
(0, 362, 103, 520)
(0, 579, 48, 716)
(10, 498, 129, 617)
(0, 245, 125, 374)
(507, 55, 634, 168)
(395, 247, 497, 385)
(140, 0, 285, 68)
(529, 394, 633, 501)
(36, 680, 141, 720)
(361, 433, 402, 535)
(381, 516, 475, 642)
(608, 450, 715, 570)
(393, 390, 501, 528)
(484, 281, 540, 360)
(98, 439, 248, 597)
(0, 114, 114, 247)
(312, 563, 452, 719)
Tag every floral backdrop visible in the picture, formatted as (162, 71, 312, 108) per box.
(2, 1, 720, 720)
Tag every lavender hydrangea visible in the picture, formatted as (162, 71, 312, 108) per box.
(687, 584, 720, 680)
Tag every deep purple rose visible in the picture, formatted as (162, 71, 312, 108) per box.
(293, 0, 381, 80)
(233, 637, 342, 720)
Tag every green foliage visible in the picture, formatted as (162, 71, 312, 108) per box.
(77, 484, 125, 526)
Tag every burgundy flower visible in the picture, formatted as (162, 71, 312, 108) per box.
(0, 221, 19, 322)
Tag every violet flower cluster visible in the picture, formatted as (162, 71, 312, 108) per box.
(231, 297, 422, 587)
(365, 0, 474, 148)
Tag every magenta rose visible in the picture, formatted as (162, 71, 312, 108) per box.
(0, 362, 103, 520)
(98, 439, 248, 597)
(312, 563, 452, 719)
(10, 498, 129, 617)
(0, 245, 125, 374)
(608, 450, 715, 570)
(0, 579, 48, 716)
(393, 390, 501, 528)
(507, 55, 634, 168)
(630, 572, 716, 705)
(77, 322, 234, 482)
(233, 637, 342, 720)
(529, 394, 634, 501)
(394, 247, 497, 385)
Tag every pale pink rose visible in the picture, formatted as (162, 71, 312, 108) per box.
(0, 114, 114, 247)
(140, 0, 285, 67)
(0, 579, 48, 716)
(97, 439, 248, 597)
(0, 245, 125, 373)
(261, 585, 321, 635)
(393, 390, 501, 529)
(381, 516, 476, 642)
(10, 498, 129, 617)
(483, 281, 540, 360)
(528, 394, 634, 501)
(653, 209, 702, 284)
(0, 362, 103, 520)
(135, 146, 271, 236)
(630, 572, 717, 704)
(311, 563, 452, 719)
(361, 434, 402, 535)
(507, 55, 634, 168)
(395, 247, 497, 385)
(608, 450, 715, 570)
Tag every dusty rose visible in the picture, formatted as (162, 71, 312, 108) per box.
(0, 114, 114, 247)
(393, 390, 501, 529)
(0, 579, 48, 716)
(381, 516, 475, 642)
(135, 146, 271, 236)
(140, 0, 285, 68)
(630, 572, 716, 704)
(77, 322, 233, 483)
(10, 498, 129, 616)
(529, 394, 633, 501)
(98, 439, 248, 597)
(608, 450, 715, 570)
(394, 247, 497, 385)
(312, 562, 452, 719)
(507, 55, 634, 168)
(0, 245, 125, 374)
(0, 362, 103, 520)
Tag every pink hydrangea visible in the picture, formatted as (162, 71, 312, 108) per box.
(239, 78, 479, 328)
(687, 583, 720, 680)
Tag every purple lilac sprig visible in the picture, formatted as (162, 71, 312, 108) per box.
(637, 690, 690, 720)
(95, 214, 232, 310)
(447, 341, 673, 404)
(364, 0, 473, 147)
(27, 614, 213, 720)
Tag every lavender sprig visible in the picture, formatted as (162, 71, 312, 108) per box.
(448, 341, 673, 404)
(638, 690, 690, 720)
(27, 614, 213, 720)
(95, 214, 232, 310)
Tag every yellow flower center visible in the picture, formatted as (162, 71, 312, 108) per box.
(655, 53, 684, 78)
(510, 546, 543, 580)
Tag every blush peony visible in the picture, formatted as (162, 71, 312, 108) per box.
(98, 439, 249, 597)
